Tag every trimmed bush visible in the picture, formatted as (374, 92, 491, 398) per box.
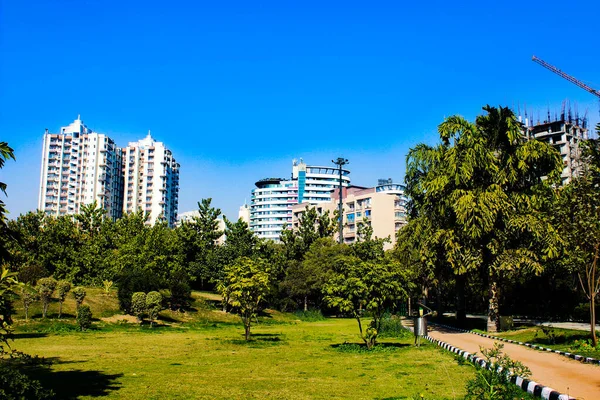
(116, 270, 159, 313)
(71, 287, 86, 308)
(131, 292, 147, 323)
(36, 278, 57, 319)
(76, 305, 93, 331)
(146, 291, 162, 327)
(56, 281, 71, 318)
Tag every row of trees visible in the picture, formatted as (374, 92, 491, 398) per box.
(1, 107, 599, 347)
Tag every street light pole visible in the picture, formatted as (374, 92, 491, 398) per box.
(332, 157, 348, 244)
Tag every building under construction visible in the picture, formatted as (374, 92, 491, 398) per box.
(520, 106, 589, 184)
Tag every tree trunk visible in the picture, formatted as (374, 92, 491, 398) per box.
(24, 305, 29, 321)
(244, 319, 251, 340)
(304, 295, 308, 312)
(487, 279, 500, 333)
(456, 275, 466, 326)
(43, 301, 48, 318)
(408, 297, 411, 316)
(591, 295, 597, 348)
(436, 284, 443, 318)
(59, 301, 63, 319)
(356, 316, 367, 347)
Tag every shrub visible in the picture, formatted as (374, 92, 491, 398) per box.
(56, 281, 71, 319)
(71, 287, 86, 308)
(36, 278, 57, 319)
(76, 305, 93, 331)
(378, 313, 412, 339)
(293, 309, 326, 321)
(131, 292, 147, 323)
(465, 343, 531, 400)
(167, 271, 191, 311)
(146, 291, 162, 327)
(116, 269, 159, 313)
(0, 364, 54, 400)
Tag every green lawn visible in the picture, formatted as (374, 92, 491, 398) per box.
(8, 292, 474, 399)
(483, 326, 600, 360)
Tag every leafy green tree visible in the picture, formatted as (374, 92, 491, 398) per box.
(352, 220, 389, 262)
(131, 292, 147, 323)
(404, 106, 562, 332)
(282, 238, 348, 311)
(75, 201, 106, 238)
(189, 199, 223, 288)
(0, 265, 20, 355)
(324, 254, 409, 349)
(222, 217, 258, 258)
(217, 257, 272, 340)
(71, 286, 86, 308)
(56, 280, 71, 318)
(36, 277, 57, 318)
(281, 206, 335, 262)
(146, 291, 162, 327)
(555, 137, 600, 346)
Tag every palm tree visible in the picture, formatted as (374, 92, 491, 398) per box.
(405, 106, 562, 332)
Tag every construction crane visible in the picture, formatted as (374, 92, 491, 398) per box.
(532, 55, 600, 117)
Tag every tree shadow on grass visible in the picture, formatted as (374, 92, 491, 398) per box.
(12, 332, 49, 339)
(330, 342, 411, 353)
(227, 333, 286, 347)
(24, 359, 123, 399)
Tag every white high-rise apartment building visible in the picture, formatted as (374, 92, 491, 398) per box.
(122, 132, 180, 227)
(38, 116, 123, 220)
(249, 159, 350, 241)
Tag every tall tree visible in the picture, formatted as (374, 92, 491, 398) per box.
(405, 106, 562, 332)
(189, 198, 223, 287)
(555, 135, 600, 346)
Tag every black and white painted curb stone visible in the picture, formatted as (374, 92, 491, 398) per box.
(433, 322, 600, 366)
(424, 335, 576, 400)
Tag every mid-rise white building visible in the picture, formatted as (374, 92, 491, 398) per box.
(38, 116, 124, 219)
(249, 159, 350, 241)
(122, 132, 180, 227)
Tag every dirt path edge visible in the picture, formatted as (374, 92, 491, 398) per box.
(425, 335, 575, 400)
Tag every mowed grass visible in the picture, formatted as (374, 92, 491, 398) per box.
(488, 326, 600, 360)
(10, 292, 473, 399)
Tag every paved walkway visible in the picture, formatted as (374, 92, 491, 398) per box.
(442, 313, 596, 332)
(410, 322, 600, 400)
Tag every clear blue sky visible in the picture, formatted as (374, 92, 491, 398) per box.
(1, 0, 599, 220)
